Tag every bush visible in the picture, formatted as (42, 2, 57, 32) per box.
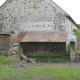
(73, 29, 79, 37)
(78, 24, 80, 29)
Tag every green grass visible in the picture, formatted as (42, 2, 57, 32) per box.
(28, 56, 70, 62)
(0, 55, 80, 80)
(0, 55, 19, 65)
(0, 65, 80, 80)
(0, 55, 20, 80)
(0, 65, 16, 80)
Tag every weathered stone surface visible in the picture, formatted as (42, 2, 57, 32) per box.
(70, 48, 76, 62)
(0, 0, 78, 60)
(11, 51, 16, 55)
(21, 60, 27, 64)
(20, 54, 27, 60)
(21, 63, 26, 67)
(27, 58, 36, 63)
(0, 0, 66, 35)
(9, 47, 18, 52)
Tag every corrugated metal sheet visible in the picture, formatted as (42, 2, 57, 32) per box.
(67, 34, 76, 42)
(15, 32, 27, 42)
(67, 34, 76, 40)
(15, 32, 68, 42)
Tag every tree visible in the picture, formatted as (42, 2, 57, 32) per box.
(73, 29, 79, 37)
(78, 24, 80, 26)
(78, 24, 80, 29)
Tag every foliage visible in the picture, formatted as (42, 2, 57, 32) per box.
(78, 24, 80, 30)
(73, 29, 79, 37)
(66, 49, 70, 55)
(78, 24, 80, 27)
(70, 42, 75, 50)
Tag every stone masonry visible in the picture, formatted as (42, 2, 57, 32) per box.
(0, 0, 78, 61)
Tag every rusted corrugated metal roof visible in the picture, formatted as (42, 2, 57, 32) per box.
(15, 32, 26, 42)
(15, 31, 68, 42)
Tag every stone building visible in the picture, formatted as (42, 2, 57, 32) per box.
(0, 0, 78, 57)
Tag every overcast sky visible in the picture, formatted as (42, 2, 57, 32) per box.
(0, 0, 80, 24)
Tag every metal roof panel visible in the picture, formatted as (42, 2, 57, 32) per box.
(15, 32, 26, 42)
(21, 32, 68, 42)
(15, 32, 77, 42)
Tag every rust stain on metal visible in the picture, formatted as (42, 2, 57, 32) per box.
(15, 32, 27, 42)
(15, 31, 68, 42)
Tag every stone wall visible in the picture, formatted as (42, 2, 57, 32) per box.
(21, 42, 66, 56)
(0, 0, 67, 52)
(0, 0, 77, 55)
(0, 0, 66, 35)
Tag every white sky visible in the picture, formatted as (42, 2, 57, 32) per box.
(0, 0, 80, 24)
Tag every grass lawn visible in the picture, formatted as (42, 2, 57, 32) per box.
(0, 65, 80, 80)
(0, 55, 80, 80)
(28, 56, 70, 62)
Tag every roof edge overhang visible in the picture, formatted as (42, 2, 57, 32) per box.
(66, 15, 79, 28)
(15, 32, 68, 43)
(50, 0, 78, 29)
(14, 32, 27, 42)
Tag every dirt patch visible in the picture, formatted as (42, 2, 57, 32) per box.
(14, 62, 80, 68)
(41, 62, 80, 68)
